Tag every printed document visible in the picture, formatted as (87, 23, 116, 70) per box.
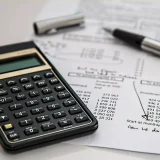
(31, 0, 160, 154)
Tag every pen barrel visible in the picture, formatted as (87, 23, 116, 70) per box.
(141, 38, 160, 56)
(113, 29, 144, 48)
(34, 13, 84, 35)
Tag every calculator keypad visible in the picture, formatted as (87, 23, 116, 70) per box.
(0, 70, 91, 142)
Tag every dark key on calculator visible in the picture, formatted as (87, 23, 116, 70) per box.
(0, 41, 98, 151)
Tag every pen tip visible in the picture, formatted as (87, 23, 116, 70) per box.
(103, 27, 114, 34)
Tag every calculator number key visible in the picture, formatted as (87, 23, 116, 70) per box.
(0, 89, 8, 96)
(31, 107, 44, 115)
(42, 96, 55, 103)
(41, 123, 56, 131)
(26, 100, 39, 107)
(24, 127, 39, 136)
(24, 83, 34, 90)
(75, 115, 89, 123)
(0, 115, 9, 122)
(14, 111, 28, 119)
(0, 97, 13, 104)
(11, 86, 21, 93)
(42, 87, 52, 95)
(63, 99, 76, 107)
(53, 111, 66, 119)
(58, 119, 72, 127)
(19, 119, 33, 127)
(47, 103, 61, 111)
(29, 91, 39, 97)
(9, 104, 23, 111)
(36, 115, 50, 122)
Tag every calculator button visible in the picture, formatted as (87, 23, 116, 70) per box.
(69, 106, 82, 115)
(24, 83, 34, 90)
(0, 97, 13, 104)
(37, 81, 47, 88)
(57, 92, 70, 99)
(49, 78, 59, 85)
(41, 123, 56, 131)
(0, 89, 8, 96)
(32, 75, 42, 81)
(29, 91, 39, 97)
(42, 87, 52, 95)
(3, 124, 14, 131)
(0, 115, 9, 122)
(9, 104, 23, 111)
(14, 111, 28, 119)
(47, 103, 61, 111)
(53, 111, 66, 119)
(0, 108, 4, 113)
(63, 99, 76, 107)
(24, 127, 39, 136)
(7, 132, 19, 140)
(55, 85, 65, 92)
(11, 86, 21, 93)
(45, 72, 54, 78)
(26, 100, 39, 107)
(42, 96, 55, 103)
(7, 80, 16, 86)
(0, 84, 3, 88)
(19, 119, 33, 127)
(19, 77, 29, 83)
(58, 119, 72, 127)
(31, 107, 44, 115)
(16, 93, 26, 100)
(36, 115, 50, 123)
(75, 115, 89, 123)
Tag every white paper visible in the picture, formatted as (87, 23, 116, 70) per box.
(31, 0, 160, 154)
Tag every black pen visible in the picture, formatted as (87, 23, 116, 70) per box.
(103, 27, 160, 56)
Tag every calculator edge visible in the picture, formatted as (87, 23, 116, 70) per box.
(0, 41, 98, 150)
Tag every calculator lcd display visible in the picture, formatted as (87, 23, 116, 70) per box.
(0, 54, 44, 74)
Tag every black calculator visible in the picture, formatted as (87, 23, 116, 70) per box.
(0, 41, 98, 150)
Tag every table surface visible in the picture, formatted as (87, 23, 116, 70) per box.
(0, 0, 160, 159)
